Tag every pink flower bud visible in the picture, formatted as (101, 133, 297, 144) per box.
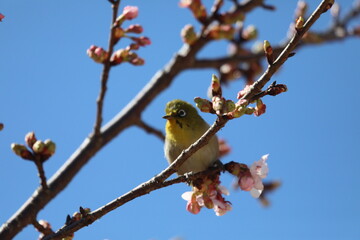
(239, 175, 255, 191)
(122, 6, 138, 20)
(0, 13, 4, 22)
(186, 200, 201, 214)
(131, 36, 151, 46)
(25, 132, 37, 148)
(130, 57, 145, 66)
(254, 99, 266, 117)
(127, 43, 140, 50)
(87, 45, 109, 63)
(125, 24, 143, 34)
(218, 139, 231, 157)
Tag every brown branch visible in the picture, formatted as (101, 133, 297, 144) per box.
(34, 157, 48, 190)
(135, 120, 165, 141)
(32, 219, 54, 237)
(93, 0, 120, 137)
(242, 0, 333, 102)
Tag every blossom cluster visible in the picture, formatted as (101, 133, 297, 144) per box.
(182, 155, 269, 215)
(182, 175, 232, 216)
(11, 132, 56, 162)
(87, 6, 151, 66)
(194, 74, 267, 119)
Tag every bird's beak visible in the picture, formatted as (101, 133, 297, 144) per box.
(162, 115, 173, 120)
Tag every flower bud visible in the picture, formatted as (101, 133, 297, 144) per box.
(0, 123, 3, 131)
(194, 97, 213, 113)
(127, 43, 140, 50)
(207, 24, 235, 40)
(44, 139, 56, 156)
(263, 40, 273, 64)
(211, 74, 222, 97)
(239, 175, 255, 191)
(125, 24, 143, 34)
(267, 83, 288, 96)
(295, 16, 304, 30)
(130, 57, 145, 66)
(254, 99, 266, 116)
(0, 13, 4, 22)
(212, 96, 225, 114)
(32, 140, 45, 153)
(186, 199, 201, 214)
(294, 1, 307, 19)
(241, 25, 258, 41)
(330, 2, 340, 18)
(115, 6, 139, 26)
(25, 132, 37, 148)
(225, 100, 235, 113)
(87, 45, 109, 63)
(131, 36, 151, 46)
(218, 139, 231, 157)
(181, 24, 197, 45)
(11, 143, 34, 160)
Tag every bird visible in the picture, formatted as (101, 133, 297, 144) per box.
(163, 99, 219, 175)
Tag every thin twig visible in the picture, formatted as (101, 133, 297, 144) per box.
(34, 157, 48, 190)
(243, 0, 333, 102)
(93, 0, 121, 137)
(135, 120, 165, 141)
(32, 219, 54, 237)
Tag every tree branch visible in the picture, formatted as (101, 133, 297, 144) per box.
(135, 119, 165, 141)
(93, 0, 121, 136)
(242, 0, 333, 102)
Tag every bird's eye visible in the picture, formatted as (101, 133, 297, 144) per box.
(178, 109, 187, 117)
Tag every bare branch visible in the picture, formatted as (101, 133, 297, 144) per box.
(242, 0, 333, 102)
(135, 120, 165, 141)
(33, 157, 48, 190)
(93, 0, 121, 136)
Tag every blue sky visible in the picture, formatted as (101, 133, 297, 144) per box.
(1, 0, 360, 239)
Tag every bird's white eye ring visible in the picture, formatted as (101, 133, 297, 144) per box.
(178, 109, 186, 117)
